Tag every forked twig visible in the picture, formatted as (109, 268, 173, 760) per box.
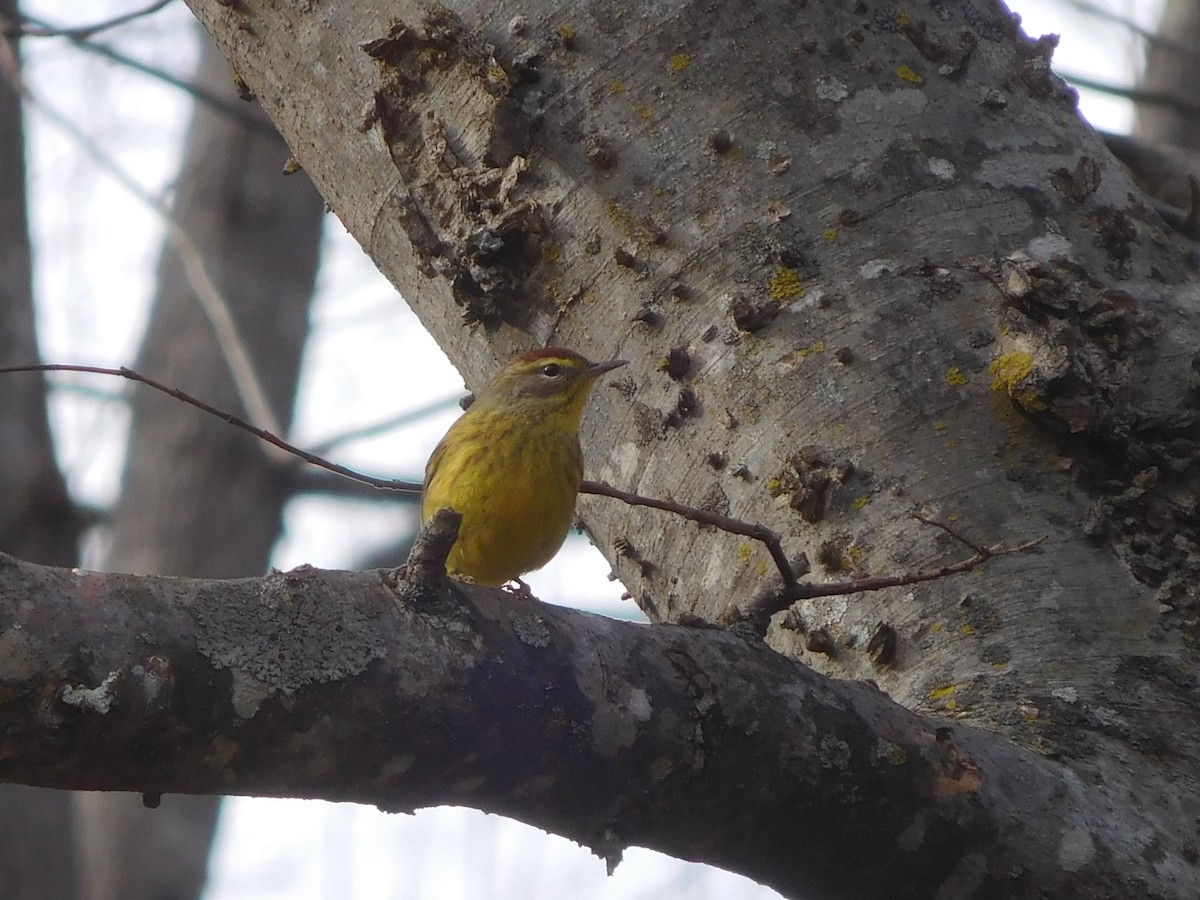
(581, 480, 802, 595)
(912, 512, 989, 556)
(735, 514, 1044, 628)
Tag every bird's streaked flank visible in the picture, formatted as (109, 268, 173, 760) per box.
(421, 348, 627, 587)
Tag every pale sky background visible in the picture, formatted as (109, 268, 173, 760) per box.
(15, 1, 1165, 897)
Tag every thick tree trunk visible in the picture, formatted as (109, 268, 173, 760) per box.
(103, 35, 321, 580)
(0, 2, 84, 895)
(1135, 0, 1200, 150)
(0, 2, 78, 570)
(1113, 0, 1200, 216)
(5, 0, 1199, 897)
(75, 31, 325, 900)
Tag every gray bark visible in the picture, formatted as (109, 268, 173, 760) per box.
(0, 552, 1159, 900)
(5, 0, 1200, 897)
(0, 2, 84, 895)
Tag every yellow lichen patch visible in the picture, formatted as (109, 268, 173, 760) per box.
(635, 104, 654, 120)
(851, 496, 869, 511)
(669, 52, 692, 73)
(768, 266, 804, 300)
(555, 24, 575, 42)
(879, 740, 908, 766)
(794, 340, 825, 360)
(989, 350, 1035, 394)
(961, 623, 976, 636)
(766, 477, 782, 493)
(930, 622, 944, 634)
(756, 561, 768, 576)
(896, 65, 924, 85)
(605, 199, 631, 230)
(738, 543, 752, 562)
(896, 10, 912, 26)
(945, 366, 968, 387)
(993, 661, 1008, 671)
(609, 81, 626, 94)
(1013, 388, 1047, 412)
(822, 227, 839, 242)
(934, 420, 948, 432)
(930, 683, 957, 701)
(542, 244, 562, 263)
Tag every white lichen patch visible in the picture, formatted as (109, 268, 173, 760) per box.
(1051, 686, 1079, 704)
(590, 684, 654, 758)
(815, 74, 849, 102)
(859, 258, 904, 280)
(1057, 824, 1096, 872)
(627, 687, 652, 722)
(608, 441, 641, 487)
(229, 668, 273, 719)
(61, 670, 121, 714)
(818, 733, 851, 769)
(131, 662, 166, 704)
(1026, 232, 1075, 262)
(927, 157, 956, 181)
(513, 614, 551, 648)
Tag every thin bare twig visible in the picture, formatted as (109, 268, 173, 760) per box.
(3, 366, 1042, 608)
(19, 86, 284, 446)
(0, 364, 423, 495)
(1, 363, 808, 589)
(1059, 72, 1200, 117)
(581, 479, 802, 595)
(5, 0, 174, 39)
(912, 512, 989, 556)
(737, 520, 1044, 629)
(23, 19, 270, 131)
(786, 537, 1045, 602)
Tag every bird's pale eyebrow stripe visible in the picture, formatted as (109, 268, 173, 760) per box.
(515, 347, 586, 366)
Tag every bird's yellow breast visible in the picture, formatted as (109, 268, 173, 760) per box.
(422, 405, 584, 586)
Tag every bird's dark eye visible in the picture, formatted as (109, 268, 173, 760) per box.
(540, 363, 563, 378)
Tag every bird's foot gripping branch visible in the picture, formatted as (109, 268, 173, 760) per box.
(386, 506, 462, 605)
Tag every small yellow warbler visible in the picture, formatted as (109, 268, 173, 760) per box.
(422, 347, 627, 587)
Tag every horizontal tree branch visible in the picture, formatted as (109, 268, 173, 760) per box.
(0, 551, 1164, 899)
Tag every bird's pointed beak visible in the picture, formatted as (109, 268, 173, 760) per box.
(586, 358, 629, 378)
